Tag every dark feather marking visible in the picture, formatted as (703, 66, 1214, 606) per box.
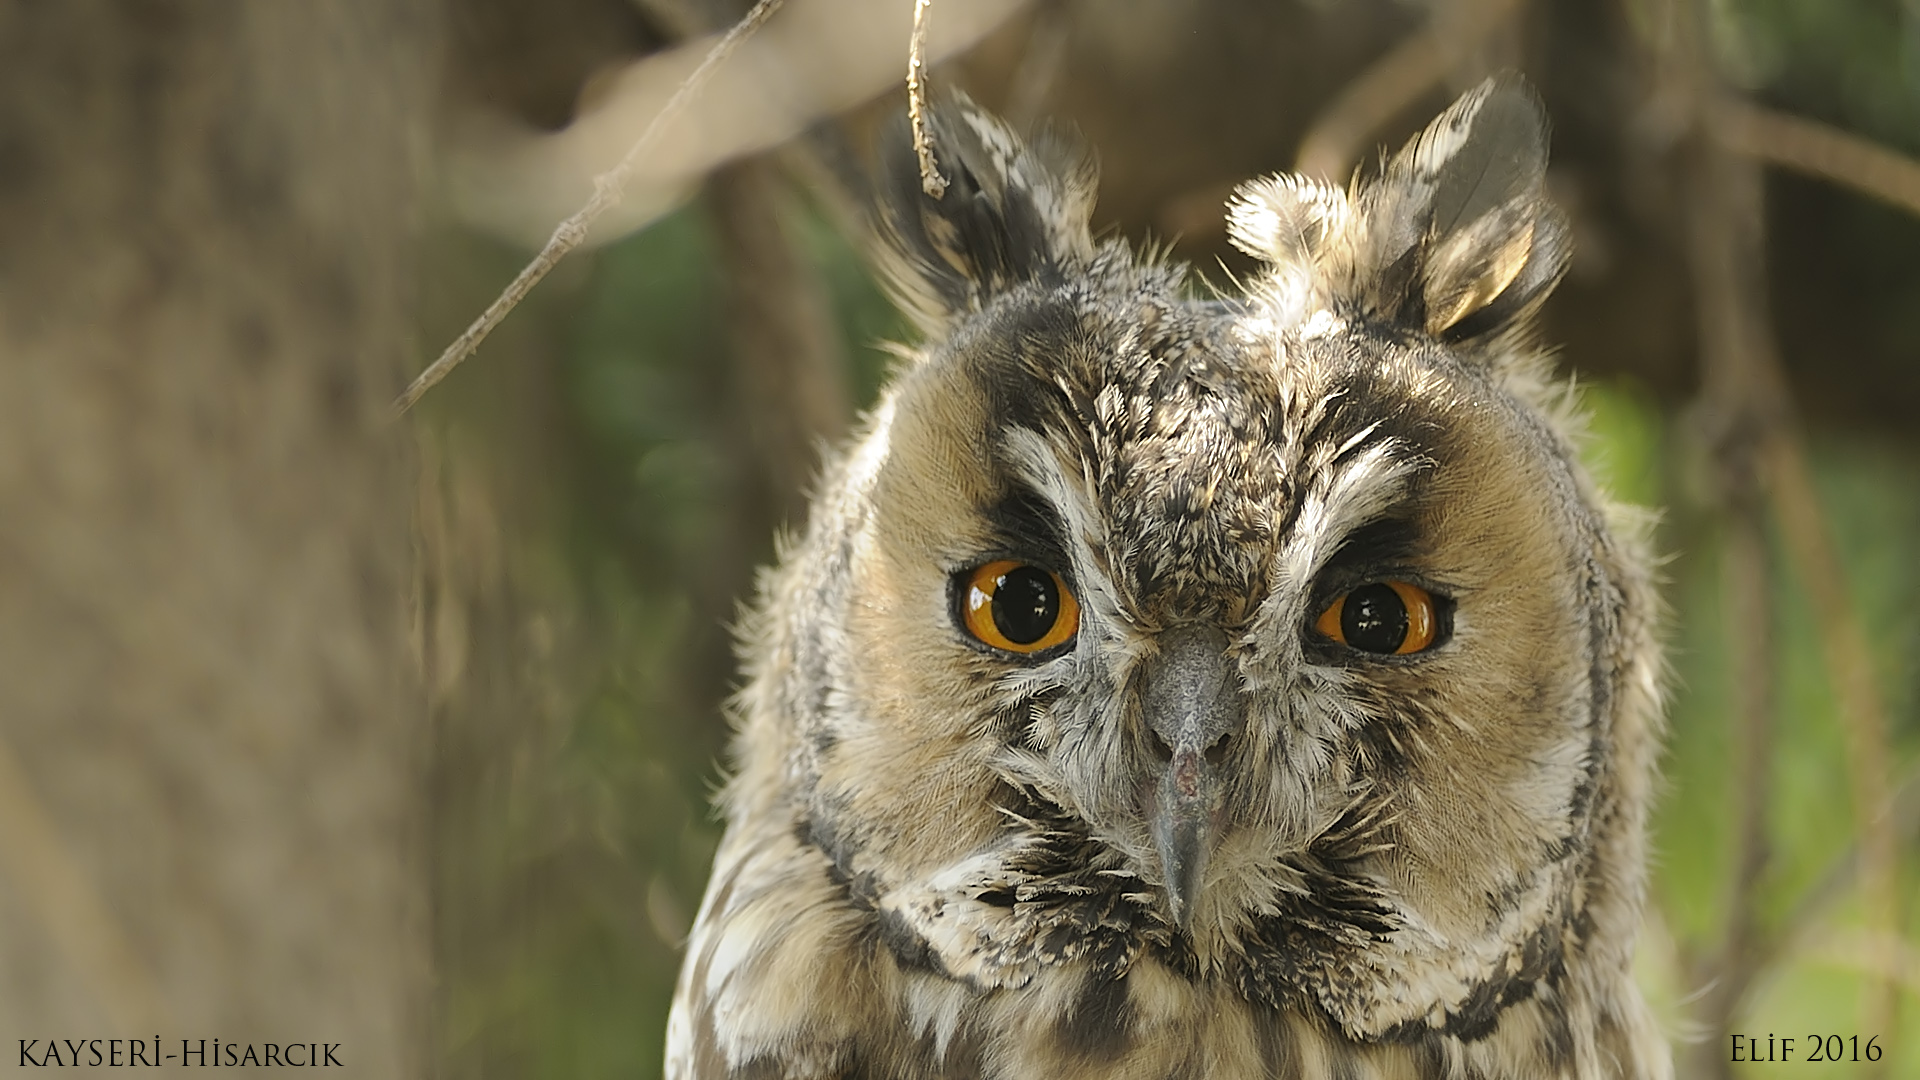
(1354, 72, 1564, 346)
(809, 725, 838, 757)
(964, 299, 1082, 437)
(978, 489, 1074, 579)
(986, 791, 1162, 976)
(1366, 243, 1428, 331)
(1056, 973, 1134, 1061)
(1442, 975, 1511, 1043)
(1408, 1035, 1449, 1079)
(1321, 516, 1426, 575)
(1425, 75, 1546, 235)
(801, 813, 883, 913)
(1271, 340, 1444, 548)
(1566, 905, 1597, 951)
(1251, 1008, 1300, 1080)
(1376, 916, 1564, 1045)
(876, 907, 947, 977)
(1347, 709, 1421, 780)
(1541, 997, 1575, 1070)
(1234, 798, 1402, 1016)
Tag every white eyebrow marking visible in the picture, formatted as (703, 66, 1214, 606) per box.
(1252, 437, 1419, 658)
(999, 426, 1144, 668)
(1334, 419, 1384, 459)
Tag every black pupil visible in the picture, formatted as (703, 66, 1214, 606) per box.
(992, 566, 1060, 645)
(1341, 583, 1409, 654)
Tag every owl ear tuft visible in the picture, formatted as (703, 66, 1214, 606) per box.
(1234, 73, 1569, 349)
(1359, 72, 1569, 345)
(871, 92, 1098, 335)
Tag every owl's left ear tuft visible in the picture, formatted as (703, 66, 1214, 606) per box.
(1234, 73, 1569, 349)
(1361, 72, 1570, 345)
(871, 92, 1098, 335)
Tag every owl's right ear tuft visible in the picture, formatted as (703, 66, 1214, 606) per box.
(871, 93, 1098, 336)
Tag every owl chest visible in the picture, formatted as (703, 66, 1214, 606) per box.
(677, 814, 1602, 1080)
(872, 958, 1416, 1080)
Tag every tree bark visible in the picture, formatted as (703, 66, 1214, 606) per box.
(0, 3, 434, 1072)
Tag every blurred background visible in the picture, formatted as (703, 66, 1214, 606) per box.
(0, 0, 1914, 1077)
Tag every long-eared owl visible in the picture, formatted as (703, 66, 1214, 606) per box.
(667, 74, 1670, 1080)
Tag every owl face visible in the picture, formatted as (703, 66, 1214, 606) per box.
(674, 76, 1666, 1077)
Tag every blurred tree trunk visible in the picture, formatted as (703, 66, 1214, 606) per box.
(0, 3, 434, 1071)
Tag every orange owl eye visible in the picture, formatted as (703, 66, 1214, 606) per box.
(961, 560, 1080, 654)
(1314, 580, 1438, 656)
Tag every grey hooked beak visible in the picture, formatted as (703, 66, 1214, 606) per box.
(1140, 625, 1244, 930)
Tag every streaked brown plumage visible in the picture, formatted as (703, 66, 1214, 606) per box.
(667, 75, 1671, 1080)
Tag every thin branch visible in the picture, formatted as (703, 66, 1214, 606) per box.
(908, 0, 947, 198)
(1293, 0, 1528, 180)
(1716, 98, 1920, 220)
(393, 0, 786, 417)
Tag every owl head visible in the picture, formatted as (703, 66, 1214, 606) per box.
(736, 75, 1662, 1052)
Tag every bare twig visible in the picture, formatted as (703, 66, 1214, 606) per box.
(1716, 99, 1920, 220)
(1293, 0, 1529, 180)
(393, 0, 786, 417)
(907, 0, 947, 198)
